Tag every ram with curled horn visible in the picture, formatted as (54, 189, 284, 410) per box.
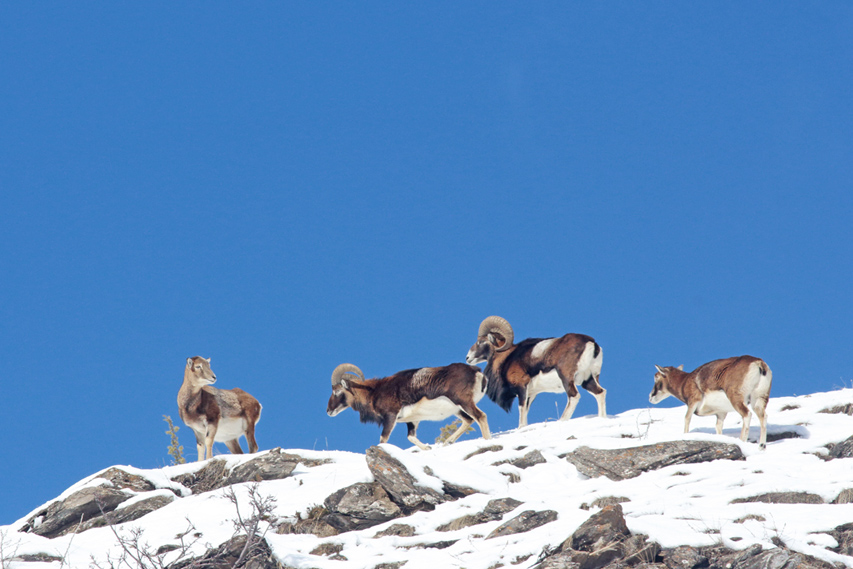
(326, 361, 491, 450)
(467, 316, 606, 428)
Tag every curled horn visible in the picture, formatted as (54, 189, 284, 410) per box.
(478, 316, 514, 351)
(331, 363, 365, 387)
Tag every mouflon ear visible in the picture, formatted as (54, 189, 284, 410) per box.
(655, 365, 664, 373)
(677, 364, 684, 371)
(187, 357, 194, 368)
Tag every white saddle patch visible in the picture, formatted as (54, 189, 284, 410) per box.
(531, 338, 556, 360)
(412, 368, 435, 388)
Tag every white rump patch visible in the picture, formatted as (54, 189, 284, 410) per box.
(531, 338, 556, 360)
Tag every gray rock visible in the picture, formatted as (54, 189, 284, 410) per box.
(730, 492, 823, 505)
(374, 523, 416, 537)
(565, 441, 745, 481)
(323, 482, 402, 532)
(662, 546, 707, 569)
(829, 522, 853, 556)
(79, 494, 176, 532)
(828, 435, 853, 459)
(168, 534, 280, 569)
(464, 445, 504, 460)
(570, 505, 631, 552)
(437, 498, 523, 532)
(224, 448, 300, 486)
(819, 403, 853, 416)
(832, 489, 853, 504)
(493, 450, 548, 470)
(734, 548, 835, 569)
(581, 497, 631, 511)
(366, 446, 446, 511)
(172, 449, 311, 495)
(26, 486, 131, 538)
(96, 467, 158, 493)
(486, 509, 558, 539)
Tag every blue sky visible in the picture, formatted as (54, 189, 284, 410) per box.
(1, 3, 851, 524)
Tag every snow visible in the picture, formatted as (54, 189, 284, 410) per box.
(2, 389, 852, 569)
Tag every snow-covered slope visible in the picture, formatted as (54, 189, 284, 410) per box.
(3, 389, 853, 569)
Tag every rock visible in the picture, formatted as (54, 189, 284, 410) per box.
(323, 482, 402, 532)
(581, 497, 631, 510)
(374, 523, 416, 537)
(662, 546, 707, 569)
(464, 445, 504, 460)
(734, 548, 835, 569)
(493, 450, 547, 470)
(171, 459, 230, 494)
(26, 486, 131, 538)
(570, 505, 631, 552)
(819, 403, 853, 415)
(730, 492, 823, 505)
(366, 446, 446, 511)
(374, 564, 407, 569)
(564, 441, 744, 481)
(79, 494, 176, 532)
(97, 467, 157, 493)
(832, 489, 853, 504)
(829, 522, 853, 556)
(310, 542, 345, 557)
(172, 449, 308, 495)
(486, 509, 558, 539)
(168, 534, 280, 569)
(437, 498, 523, 532)
(828, 435, 853, 459)
(275, 514, 338, 538)
(224, 449, 300, 486)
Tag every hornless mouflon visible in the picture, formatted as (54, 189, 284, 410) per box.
(178, 356, 262, 461)
(649, 356, 772, 448)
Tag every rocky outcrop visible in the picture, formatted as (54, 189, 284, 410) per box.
(486, 509, 558, 539)
(323, 482, 402, 533)
(564, 441, 745, 481)
(437, 498, 523, 532)
(79, 494, 176, 532)
(366, 446, 447, 511)
(731, 492, 823, 505)
(23, 486, 131, 538)
(828, 435, 853, 459)
(168, 534, 281, 569)
(171, 448, 319, 494)
(493, 450, 547, 469)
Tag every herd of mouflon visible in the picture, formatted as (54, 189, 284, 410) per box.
(178, 315, 773, 461)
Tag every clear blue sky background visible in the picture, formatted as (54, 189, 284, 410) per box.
(1, 4, 851, 524)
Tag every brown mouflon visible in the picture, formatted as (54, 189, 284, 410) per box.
(327, 362, 491, 450)
(178, 356, 262, 461)
(467, 316, 606, 428)
(650, 356, 772, 448)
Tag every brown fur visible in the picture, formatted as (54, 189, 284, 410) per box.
(650, 356, 772, 447)
(178, 356, 262, 461)
(468, 328, 605, 427)
(327, 363, 491, 450)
